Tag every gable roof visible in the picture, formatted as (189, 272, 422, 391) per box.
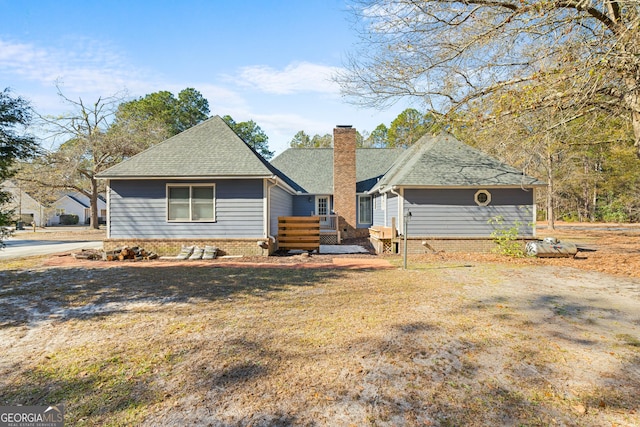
(371, 133, 545, 192)
(66, 194, 89, 208)
(270, 148, 404, 194)
(1, 180, 45, 208)
(97, 116, 277, 179)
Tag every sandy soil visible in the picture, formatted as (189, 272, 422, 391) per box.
(0, 223, 638, 425)
(24, 222, 640, 279)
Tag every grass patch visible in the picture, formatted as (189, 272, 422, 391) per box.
(1, 263, 638, 426)
(616, 333, 640, 347)
(0, 256, 49, 271)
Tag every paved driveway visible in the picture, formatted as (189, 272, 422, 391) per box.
(0, 238, 103, 260)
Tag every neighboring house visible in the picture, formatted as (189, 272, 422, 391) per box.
(1, 180, 47, 227)
(1, 180, 108, 227)
(96, 116, 544, 256)
(46, 192, 107, 226)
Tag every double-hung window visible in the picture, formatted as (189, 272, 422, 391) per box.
(358, 195, 372, 224)
(167, 184, 215, 222)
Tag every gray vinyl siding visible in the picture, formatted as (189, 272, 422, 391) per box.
(372, 194, 385, 226)
(386, 194, 399, 231)
(404, 188, 534, 237)
(270, 185, 293, 236)
(292, 195, 334, 216)
(108, 179, 265, 238)
(292, 195, 315, 216)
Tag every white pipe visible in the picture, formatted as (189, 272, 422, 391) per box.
(265, 178, 278, 249)
(389, 186, 402, 232)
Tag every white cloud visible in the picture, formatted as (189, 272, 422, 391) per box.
(0, 38, 148, 95)
(0, 38, 253, 119)
(0, 37, 399, 156)
(236, 62, 343, 95)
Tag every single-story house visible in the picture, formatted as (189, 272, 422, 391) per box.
(96, 115, 544, 256)
(1, 180, 46, 227)
(0, 181, 107, 227)
(46, 192, 107, 226)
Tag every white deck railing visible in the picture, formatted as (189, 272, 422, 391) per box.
(316, 215, 338, 233)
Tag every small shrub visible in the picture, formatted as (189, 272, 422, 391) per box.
(488, 216, 525, 257)
(59, 214, 79, 225)
(598, 201, 629, 223)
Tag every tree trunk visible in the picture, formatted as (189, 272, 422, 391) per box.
(90, 177, 99, 229)
(633, 109, 640, 159)
(624, 76, 640, 158)
(546, 148, 555, 230)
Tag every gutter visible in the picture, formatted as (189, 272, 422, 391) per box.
(95, 174, 276, 180)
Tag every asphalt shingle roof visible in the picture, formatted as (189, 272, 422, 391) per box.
(97, 116, 276, 179)
(372, 133, 545, 191)
(98, 119, 543, 193)
(270, 148, 404, 194)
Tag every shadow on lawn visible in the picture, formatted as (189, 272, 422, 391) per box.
(0, 266, 345, 425)
(438, 292, 640, 424)
(1, 360, 159, 425)
(339, 315, 640, 426)
(0, 265, 345, 328)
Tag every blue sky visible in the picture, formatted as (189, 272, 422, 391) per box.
(1, 0, 408, 155)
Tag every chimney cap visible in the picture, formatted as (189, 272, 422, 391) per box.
(336, 125, 352, 128)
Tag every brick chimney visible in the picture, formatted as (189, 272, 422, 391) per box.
(333, 125, 357, 240)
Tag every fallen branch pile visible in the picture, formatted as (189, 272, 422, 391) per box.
(105, 246, 158, 261)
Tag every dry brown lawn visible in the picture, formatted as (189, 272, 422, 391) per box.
(0, 224, 639, 426)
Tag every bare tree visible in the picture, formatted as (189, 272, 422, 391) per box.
(458, 85, 635, 228)
(31, 87, 167, 229)
(338, 0, 640, 155)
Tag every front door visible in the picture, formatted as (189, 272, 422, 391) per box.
(315, 196, 330, 227)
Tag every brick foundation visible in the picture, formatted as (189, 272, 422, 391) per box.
(104, 238, 273, 257)
(353, 228, 371, 239)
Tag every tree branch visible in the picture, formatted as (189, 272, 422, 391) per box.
(554, 0, 619, 32)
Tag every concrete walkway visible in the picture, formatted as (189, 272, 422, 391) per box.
(319, 245, 370, 254)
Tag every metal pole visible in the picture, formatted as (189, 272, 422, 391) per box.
(403, 219, 408, 270)
(403, 210, 411, 270)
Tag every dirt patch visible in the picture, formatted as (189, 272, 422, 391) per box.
(1, 260, 638, 426)
(40, 252, 393, 270)
(12, 222, 640, 278)
(1, 223, 639, 425)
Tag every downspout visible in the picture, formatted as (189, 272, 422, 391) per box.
(389, 186, 402, 234)
(532, 187, 537, 238)
(105, 179, 111, 239)
(265, 178, 278, 248)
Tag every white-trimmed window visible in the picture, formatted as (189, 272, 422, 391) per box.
(358, 195, 373, 224)
(474, 189, 491, 206)
(167, 184, 215, 221)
